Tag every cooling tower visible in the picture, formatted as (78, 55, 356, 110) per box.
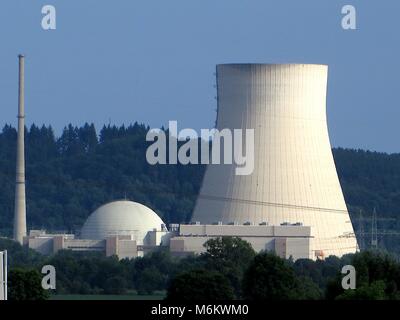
(191, 64, 357, 258)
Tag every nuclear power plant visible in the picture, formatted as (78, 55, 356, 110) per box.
(9, 58, 357, 261)
(192, 64, 358, 258)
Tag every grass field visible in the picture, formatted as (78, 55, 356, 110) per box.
(50, 293, 166, 300)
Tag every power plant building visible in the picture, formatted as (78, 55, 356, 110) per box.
(26, 201, 311, 260)
(169, 223, 311, 261)
(26, 201, 171, 259)
(10, 58, 356, 261)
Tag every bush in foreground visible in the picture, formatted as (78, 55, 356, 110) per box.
(166, 269, 235, 301)
(8, 268, 50, 301)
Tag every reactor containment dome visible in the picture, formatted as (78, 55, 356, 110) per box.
(81, 200, 166, 244)
(191, 63, 358, 258)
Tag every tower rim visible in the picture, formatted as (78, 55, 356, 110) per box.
(217, 63, 328, 67)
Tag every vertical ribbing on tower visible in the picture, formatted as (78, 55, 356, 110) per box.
(13, 54, 27, 244)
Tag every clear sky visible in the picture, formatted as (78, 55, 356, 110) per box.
(0, 0, 399, 153)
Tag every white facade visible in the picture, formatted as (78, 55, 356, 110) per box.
(26, 232, 138, 259)
(191, 64, 357, 258)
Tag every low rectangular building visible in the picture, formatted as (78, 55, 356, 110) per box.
(26, 231, 138, 260)
(170, 224, 311, 260)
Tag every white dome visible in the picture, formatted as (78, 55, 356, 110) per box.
(80, 200, 166, 244)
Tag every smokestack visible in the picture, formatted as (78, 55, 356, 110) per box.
(13, 54, 27, 244)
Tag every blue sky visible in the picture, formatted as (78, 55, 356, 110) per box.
(0, 0, 399, 152)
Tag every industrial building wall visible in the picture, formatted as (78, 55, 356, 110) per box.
(114, 239, 137, 259)
(169, 235, 310, 260)
(28, 237, 54, 255)
(191, 64, 357, 258)
(179, 224, 311, 238)
(170, 236, 276, 254)
(64, 239, 106, 251)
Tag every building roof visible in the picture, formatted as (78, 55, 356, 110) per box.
(80, 200, 166, 244)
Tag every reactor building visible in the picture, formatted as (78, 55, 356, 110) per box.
(26, 200, 311, 261)
(191, 64, 358, 259)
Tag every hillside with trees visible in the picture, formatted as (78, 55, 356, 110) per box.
(0, 123, 204, 236)
(0, 123, 399, 254)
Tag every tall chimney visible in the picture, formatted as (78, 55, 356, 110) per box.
(13, 54, 27, 244)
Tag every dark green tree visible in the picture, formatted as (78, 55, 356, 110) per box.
(242, 252, 314, 300)
(103, 276, 128, 295)
(166, 269, 235, 301)
(78, 123, 98, 153)
(135, 266, 165, 295)
(8, 268, 50, 301)
(201, 237, 256, 298)
(335, 280, 386, 300)
(326, 250, 400, 300)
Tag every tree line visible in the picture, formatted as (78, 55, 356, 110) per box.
(0, 123, 399, 254)
(0, 123, 204, 236)
(2, 237, 400, 300)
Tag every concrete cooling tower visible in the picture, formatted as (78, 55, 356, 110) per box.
(191, 64, 358, 258)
